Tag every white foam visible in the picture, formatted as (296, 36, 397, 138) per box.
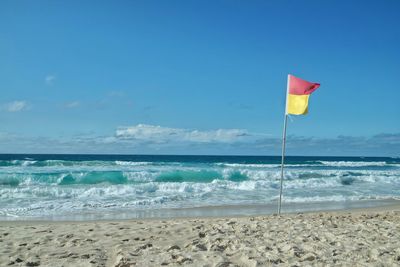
(9, 160, 37, 166)
(216, 163, 280, 168)
(284, 195, 399, 203)
(123, 171, 155, 182)
(317, 161, 387, 167)
(115, 161, 152, 166)
(284, 195, 357, 203)
(1, 158, 400, 219)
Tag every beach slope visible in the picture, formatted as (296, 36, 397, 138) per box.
(1, 209, 400, 266)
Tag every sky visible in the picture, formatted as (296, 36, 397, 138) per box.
(0, 0, 399, 156)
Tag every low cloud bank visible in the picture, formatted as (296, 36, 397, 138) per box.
(0, 124, 398, 156)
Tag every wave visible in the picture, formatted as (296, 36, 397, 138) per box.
(317, 161, 388, 167)
(58, 171, 128, 185)
(1, 159, 398, 171)
(155, 170, 220, 183)
(216, 161, 399, 169)
(216, 163, 280, 168)
(1, 155, 399, 219)
(0, 160, 108, 167)
(0, 160, 37, 167)
(0, 177, 20, 186)
(0, 159, 155, 168)
(1, 173, 400, 219)
(2, 178, 398, 202)
(0, 159, 193, 168)
(2, 180, 399, 219)
(114, 161, 152, 166)
(154, 170, 250, 183)
(0, 169, 253, 186)
(1, 167, 399, 187)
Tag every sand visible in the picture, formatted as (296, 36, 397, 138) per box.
(1, 208, 400, 266)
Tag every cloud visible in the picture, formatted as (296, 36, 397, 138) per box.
(115, 124, 251, 143)
(252, 133, 400, 156)
(45, 75, 56, 85)
(65, 101, 80, 108)
(0, 123, 398, 156)
(370, 133, 400, 145)
(2, 101, 29, 112)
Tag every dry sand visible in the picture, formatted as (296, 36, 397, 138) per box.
(1, 208, 400, 266)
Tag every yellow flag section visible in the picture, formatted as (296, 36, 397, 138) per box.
(287, 94, 310, 115)
(286, 75, 320, 115)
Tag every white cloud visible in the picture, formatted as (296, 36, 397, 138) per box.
(3, 101, 29, 112)
(45, 75, 56, 85)
(115, 124, 250, 143)
(65, 101, 80, 108)
(0, 127, 398, 156)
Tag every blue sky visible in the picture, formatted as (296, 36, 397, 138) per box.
(0, 0, 399, 156)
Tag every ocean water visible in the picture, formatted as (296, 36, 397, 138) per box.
(0, 154, 399, 220)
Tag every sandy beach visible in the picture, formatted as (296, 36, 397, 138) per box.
(1, 206, 400, 267)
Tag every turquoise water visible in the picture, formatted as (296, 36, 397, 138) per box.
(0, 154, 399, 220)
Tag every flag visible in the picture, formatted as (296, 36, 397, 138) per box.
(286, 74, 320, 115)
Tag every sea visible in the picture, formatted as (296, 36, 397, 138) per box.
(0, 154, 399, 221)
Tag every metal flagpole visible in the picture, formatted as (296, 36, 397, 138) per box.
(278, 74, 290, 215)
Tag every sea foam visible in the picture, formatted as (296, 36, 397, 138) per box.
(0, 155, 399, 219)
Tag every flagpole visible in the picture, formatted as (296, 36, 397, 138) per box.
(278, 75, 290, 215)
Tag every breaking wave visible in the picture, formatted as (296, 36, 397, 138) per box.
(0, 155, 399, 219)
(317, 161, 389, 167)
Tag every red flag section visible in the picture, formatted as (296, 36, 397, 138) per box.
(289, 75, 320, 95)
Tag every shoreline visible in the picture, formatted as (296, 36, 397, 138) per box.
(1, 198, 400, 223)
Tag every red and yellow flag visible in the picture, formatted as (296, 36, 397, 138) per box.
(286, 75, 320, 115)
